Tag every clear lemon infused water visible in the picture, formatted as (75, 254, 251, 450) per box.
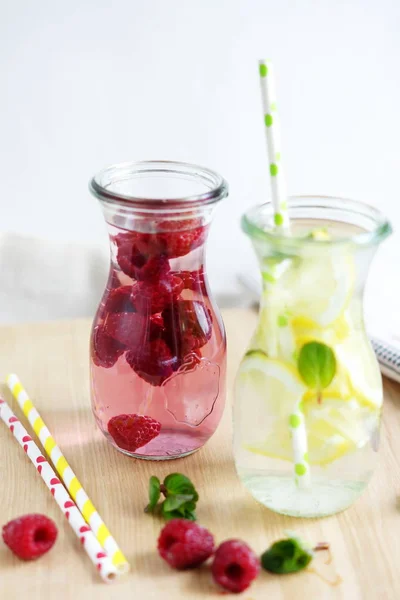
(234, 200, 391, 518)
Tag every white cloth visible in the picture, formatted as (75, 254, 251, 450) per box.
(0, 233, 109, 324)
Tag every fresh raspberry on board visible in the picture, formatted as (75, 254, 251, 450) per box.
(91, 324, 125, 368)
(108, 413, 161, 452)
(162, 300, 212, 357)
(131, 275, 184, 314)
(211, 539, 260, 593)
(126, 339, 179, 386)
(157, 519, 215, 570)
(2, 514, 58, 561)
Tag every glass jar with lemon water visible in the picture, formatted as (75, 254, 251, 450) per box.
(234, 196, 391, 517)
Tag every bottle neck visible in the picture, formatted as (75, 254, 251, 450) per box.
(107, 214, 211, 283)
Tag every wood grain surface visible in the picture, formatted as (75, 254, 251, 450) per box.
(0, 309, 399, 600)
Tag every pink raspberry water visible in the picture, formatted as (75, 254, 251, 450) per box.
(89, 161, 228, 459)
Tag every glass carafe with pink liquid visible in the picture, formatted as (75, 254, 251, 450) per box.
(89, 161, 228, 460)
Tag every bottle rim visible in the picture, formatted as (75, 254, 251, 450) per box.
(89, 160, 228, 212)
(242, 195, 392, 249)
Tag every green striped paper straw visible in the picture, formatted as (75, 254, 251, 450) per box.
(258, 59, 290, 231)
(259, 59, 310, 488)
(289, 400, 311, 489)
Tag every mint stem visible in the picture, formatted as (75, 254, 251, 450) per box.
(314, 542, 330, 551)
(160, 484, 167, 496)
(313, 542, 332, 565)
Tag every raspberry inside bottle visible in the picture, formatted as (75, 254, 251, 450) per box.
(89, 161, 228, 459)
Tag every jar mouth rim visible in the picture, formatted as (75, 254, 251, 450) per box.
(89, 160, 228, 211)
(242, 195, 392, 248)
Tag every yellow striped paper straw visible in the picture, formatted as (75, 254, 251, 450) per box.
(6, 373, 129, 574)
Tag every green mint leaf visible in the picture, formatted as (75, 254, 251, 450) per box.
(182, 510, 197, 521)
(161, 504, 197, 521)
(148, 473, 199, 521)
(164, 473, 199, 502)
(297, 341, 336, 390)
(145, 475, 161, 512)
(182, 500, 196, 512)
(176, 500, 197, 519)
(163, 494, 195, 512)
(261, 538, 313, 574)
(161, 504, 178, 520)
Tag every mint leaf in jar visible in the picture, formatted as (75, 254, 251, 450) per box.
(297, 341, 336, 392)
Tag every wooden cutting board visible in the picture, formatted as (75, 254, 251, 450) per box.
(0, 309, 399, 599)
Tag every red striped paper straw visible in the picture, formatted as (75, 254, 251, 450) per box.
(0, 396, 117, 583)
(6, 374, 129, 573)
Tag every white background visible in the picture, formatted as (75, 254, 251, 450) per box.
(1, 0, 399, 319)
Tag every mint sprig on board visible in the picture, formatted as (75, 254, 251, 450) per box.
(261, 536, 314, 574)
(145, 473, 199, 521)
(147, 476, 161, 511)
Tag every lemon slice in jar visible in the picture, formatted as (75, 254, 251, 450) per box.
(283, 252, 355, 327)
(334, 332, 383, 408)
(246, 395, 374, 467)
(246, 417, 354, 466)
(237, 352, 377, 466)
(235, 352, 306, 418)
